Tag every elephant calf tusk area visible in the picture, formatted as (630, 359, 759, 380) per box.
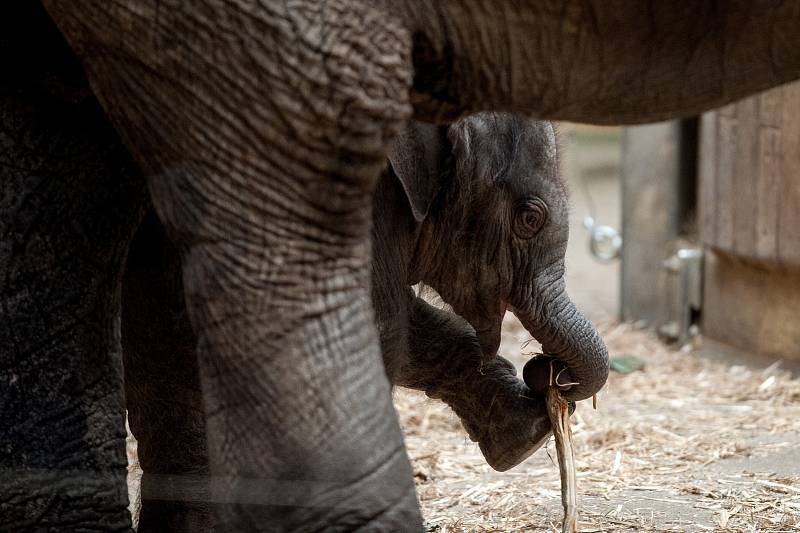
(554, 366, 580, 388)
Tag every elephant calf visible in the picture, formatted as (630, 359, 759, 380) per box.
(120, 112, 607, 528)
(372, 112, 608, 471)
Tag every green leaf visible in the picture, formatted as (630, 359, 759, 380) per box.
(609, 355, 646, 374)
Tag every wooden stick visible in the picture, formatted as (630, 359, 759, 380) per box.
(547, 366, 579, 532)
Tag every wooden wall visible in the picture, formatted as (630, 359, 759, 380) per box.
(699, 84, 800, 267)
(699, 81, 800, 360)
(703, 250, 800, 360)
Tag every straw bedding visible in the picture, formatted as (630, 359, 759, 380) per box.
(398, 318, 800, 532)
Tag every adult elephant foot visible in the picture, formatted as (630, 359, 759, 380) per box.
(45, 1, 422, 530)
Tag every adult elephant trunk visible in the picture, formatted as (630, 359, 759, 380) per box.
(515, 278, 609, 402)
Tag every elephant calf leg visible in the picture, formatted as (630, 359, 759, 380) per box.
(396, 297, 551, 471)
(122, 211, 212, 532)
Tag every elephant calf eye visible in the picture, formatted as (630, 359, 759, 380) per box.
(513, 197, 548, 239)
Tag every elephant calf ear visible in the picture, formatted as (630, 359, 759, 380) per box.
(387, 122, 445, 222)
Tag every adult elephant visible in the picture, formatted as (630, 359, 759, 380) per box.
(1, 1, 798, 532)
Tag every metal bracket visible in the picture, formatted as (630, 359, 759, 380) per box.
(658, 247, 703, 345)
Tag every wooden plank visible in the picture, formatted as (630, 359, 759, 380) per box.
(719, 102, 738, 119)
(732, 97, 759, 257)
(703, 249, 800, 361)
(778, 84, 800, 267)
(755, 126, 782, 261)
(697, 112, 717, 246)
(759, 88, 783, 127)
(715, 105, 738, 251)
(755, 87, 784, 261)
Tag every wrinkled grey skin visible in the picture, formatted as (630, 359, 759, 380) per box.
(120, 114, 583, 529)
(373, 114, 603, 472)
(2, 0, 800, 531)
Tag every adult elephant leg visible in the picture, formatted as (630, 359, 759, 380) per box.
(122, 210, 211, 531)
(44, 2, 421, 530)
(150, 156, 420, 531)
(0, 4, 146, 530)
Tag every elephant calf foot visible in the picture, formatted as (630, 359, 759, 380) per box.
(432, 356, 553, 472)
(400, 298, 556, 470)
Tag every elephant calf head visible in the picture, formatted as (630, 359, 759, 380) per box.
(390, 113, 609, 404)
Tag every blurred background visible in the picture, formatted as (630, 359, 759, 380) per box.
(561, 83, 799, 365)
(558, 123, 621, 323)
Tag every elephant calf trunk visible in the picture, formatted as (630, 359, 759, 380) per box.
(515, 284, 609, 402)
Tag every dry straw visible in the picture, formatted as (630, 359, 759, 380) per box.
(396, 319, 800, 532)
(125, 318, 800, 531)
(546, 379, 578, 532)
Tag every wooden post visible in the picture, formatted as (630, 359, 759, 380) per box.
(620, 120, 696, 326)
